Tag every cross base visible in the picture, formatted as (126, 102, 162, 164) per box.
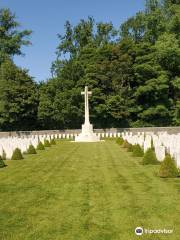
(75, 123, 100, 142)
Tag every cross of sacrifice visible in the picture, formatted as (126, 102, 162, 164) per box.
(81, 86, 92, 125)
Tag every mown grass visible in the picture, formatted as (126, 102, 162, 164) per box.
(0, 140, 180, 240)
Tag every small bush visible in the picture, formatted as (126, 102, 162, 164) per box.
(159, 154, 178, 178)
(27, 145, 37, 154)
(132, 144, 144, 157)
(36, 141, 45, 150)
(50, 138, 56, 145)
(116, 138, 124, 145)
(2, 150, 6, 160)
(11, 148, 23, 160)
(122, 140, 130, 148)
(127, 143, 133, 152)
(44, 139, 51, 147)
(0, 156, 5, 168)
(142, 148, 159, 165)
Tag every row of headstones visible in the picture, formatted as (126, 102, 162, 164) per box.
(0, 134, 58, 159)
(1, 131, 179, 164)
(50, 132, 121, 138)
(121, 131, 180, 167)
(0, 132, 122, 159)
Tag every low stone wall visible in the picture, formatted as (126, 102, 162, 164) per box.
(115, 127, 180, 134)
(0, 126, 180, 138)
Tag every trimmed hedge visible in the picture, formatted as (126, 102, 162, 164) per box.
(27, 145, 37, 154)
(159, 154, 178, 178)
(127, 143, 133, 152)
(44, 140, 51, 147)
(50, 138, 56, 145)
(2, 150, 6, 160)
(132, 144, 144, 157)
(116, 138, 124, 145)
(142, 148, 159, 165)
(122, 140, 130, 148)
(11, 148, 23, 160)
(36, 141, 45, 150)
(0, 155, 5, 168)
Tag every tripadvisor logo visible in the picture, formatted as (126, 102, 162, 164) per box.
(135, 227, 143, 236)
(135, 227, 173, 236)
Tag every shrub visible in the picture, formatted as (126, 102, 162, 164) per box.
(50, 138, 56, 145)
(159, 154, 178, 178)
(142, 148, 159, 165)
(116, 138, 124, 145)
(27, 144, 37, 154)
(122, 140, 130, 148)
(2, 150, 6, 160)
(0, 155, 5, 168)
(11, 148, 23, 160)
(127, 143, 133, 152)
(44, 139, 51, 147)
(132, 144, 144, 157)
(36, 141, 45, 150)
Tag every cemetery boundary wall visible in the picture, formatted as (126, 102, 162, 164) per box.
(0, 126, 180, 137)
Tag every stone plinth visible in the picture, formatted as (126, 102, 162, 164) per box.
(75, 123, 100, 142)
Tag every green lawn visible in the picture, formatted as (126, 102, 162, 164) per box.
(0, 140, 180, 240)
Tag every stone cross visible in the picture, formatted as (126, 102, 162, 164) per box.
(81, 86, 92, 125)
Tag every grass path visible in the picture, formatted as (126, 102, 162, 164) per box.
(0, 140, 180, 240)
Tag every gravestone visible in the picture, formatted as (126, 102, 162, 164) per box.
(155, 145, 165, 162)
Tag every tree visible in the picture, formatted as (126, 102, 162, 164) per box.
(0, 60, 38, 130)
(38, 0, 180, 129)
(0, 8, 31, 64)
(120, 0, 179, 127)
(40, 18, 133, 129)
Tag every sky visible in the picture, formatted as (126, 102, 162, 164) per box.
(0, 0, 145, 82)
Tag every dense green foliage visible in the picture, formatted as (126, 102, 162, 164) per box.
(11, 148, 23, 160)
(132, 144, 144, 157)
(0, 60, 39, 130)
(0, 9, 38, 131)
(36, 141, 45, 150)
(0, 8, 31, 64)
(0, 1, 179, 130)
(142, 148, 159, 165)
(38, 0, 180, 129)
(159, 154, 179, 177)
(27, 144, 37, 154)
